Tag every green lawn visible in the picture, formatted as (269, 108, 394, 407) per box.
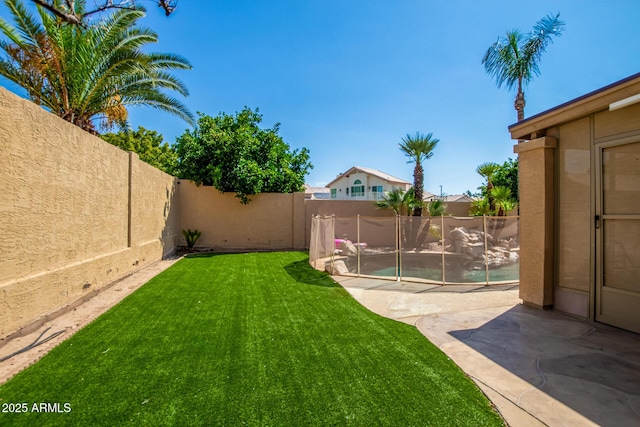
(0, 252, 503, 426)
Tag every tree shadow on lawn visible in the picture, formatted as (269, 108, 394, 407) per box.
(181, 252, 339, 288)
(284, 259, 340, 288)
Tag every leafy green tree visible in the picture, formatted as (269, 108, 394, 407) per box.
(0, 0, 193, 134)
(102, 126, 177, 174)
(398, 132, 439, 217)
(174, 108, 312, 204)
(492, 157, 519, 202)
(482, 13, 564, 121)
(470, 159, 519, 216)
(470, 197, 492, 217)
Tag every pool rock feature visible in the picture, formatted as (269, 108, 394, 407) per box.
(449, 226, 519, 267)
(326, 260, 349, 275)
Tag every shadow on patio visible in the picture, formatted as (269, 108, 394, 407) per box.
(419, 304, 640, 427)
(333, 275, 640, 426)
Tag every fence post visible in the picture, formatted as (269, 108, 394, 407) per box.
(396, 215, 401, 281)
(357, 214, 361, 277)
(484, 215, 489, 285)
(330, 215, 335, 273)
(441, 215, 446, 285)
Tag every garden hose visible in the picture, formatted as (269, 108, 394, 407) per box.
(0, 327, 67, 363)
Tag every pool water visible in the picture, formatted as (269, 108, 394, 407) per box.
(370, 262, 519, 284)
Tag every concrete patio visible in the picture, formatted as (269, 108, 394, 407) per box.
(333, 275, 640, 427)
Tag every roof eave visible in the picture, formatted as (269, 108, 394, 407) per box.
(509, 72, 640, 141)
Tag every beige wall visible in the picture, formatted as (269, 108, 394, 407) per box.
(176, 180, 306, 251)
(0, 88, 178, 340)
(513, 137, 556, 309)
(0, 86, 494, 341)
(554, 118, 591, 317)
(175, 188, 473, 252)
(512, 79, 640, 321)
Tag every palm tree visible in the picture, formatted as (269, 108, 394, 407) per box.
(491, 186, 517, 216)
(0, 0, 194, 134)
(476, 161, 499, 212)
(376, 187, 422, 216)
(482, 13, 564, 122)
(399, 132, 439, 217)
(425, 199, 447, 217)
(470, 197, 492, 217)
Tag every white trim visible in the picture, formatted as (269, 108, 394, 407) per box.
(609, 93, 640, 111)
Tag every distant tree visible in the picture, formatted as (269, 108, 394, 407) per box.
(0, 0, 193, 134)
(470, 159, 519, 216)
(398, 132, 439, 217)
(469, 197, 492, 217)
(102, 126, 177, 174)
(472, 158, 518, 202)
(425, 199, 447, 217)
(31, 0, 178, 26)
(482, 13, 564, 122)
(492, 158, 518, 203)
(174, 108, 312, 204)
(476, 162, 499, 212)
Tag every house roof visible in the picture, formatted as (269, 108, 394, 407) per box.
(424, 194, 474, 202)
(326, 166, 411, 187)
(509, 72, 640, 140)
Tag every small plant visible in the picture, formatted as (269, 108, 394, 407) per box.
(182, 229, 202, 250)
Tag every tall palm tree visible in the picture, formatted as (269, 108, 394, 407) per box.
(399, 132, 439, 217)
(0, 0, 194, 134)
(482, 13, 564, 122)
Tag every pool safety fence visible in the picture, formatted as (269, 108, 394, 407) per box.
(309, 215, 519, 285)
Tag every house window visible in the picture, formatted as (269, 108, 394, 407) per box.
(331, 189, 337, 199)
(351, 185, 365, 197)
(371, 185, 383, 199)
(346, 187, 349, 195)
(353, 179, 362, 185)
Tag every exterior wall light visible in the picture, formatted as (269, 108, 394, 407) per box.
(609, 93, 640, 111)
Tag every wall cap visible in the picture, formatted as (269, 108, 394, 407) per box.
(513, 136, 558, 154)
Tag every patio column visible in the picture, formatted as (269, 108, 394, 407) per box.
(514, 136, 557, 309)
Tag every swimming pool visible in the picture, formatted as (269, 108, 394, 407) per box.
(346, 251, 519, 284)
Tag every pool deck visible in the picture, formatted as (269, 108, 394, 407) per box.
(333, 275, 640, 427)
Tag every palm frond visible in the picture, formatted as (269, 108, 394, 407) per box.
(0, 0, 193, 133)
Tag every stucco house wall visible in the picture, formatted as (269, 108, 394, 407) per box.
(510, 72, 640, 333)
(327, 166, 411, 200)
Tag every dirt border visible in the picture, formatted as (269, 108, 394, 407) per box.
(0, 257, 181, 385)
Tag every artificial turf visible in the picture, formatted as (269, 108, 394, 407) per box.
(0, 252, 504, 426)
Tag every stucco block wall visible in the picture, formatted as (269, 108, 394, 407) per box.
(176, 180, 306, 251)
(0, 88, 178, 340)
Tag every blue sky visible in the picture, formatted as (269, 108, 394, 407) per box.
(2, 1, 640, 194)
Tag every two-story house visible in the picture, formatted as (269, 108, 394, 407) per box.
(326, 166, 412, 200)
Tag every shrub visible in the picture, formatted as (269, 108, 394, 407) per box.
(182, 229, 202, 250)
